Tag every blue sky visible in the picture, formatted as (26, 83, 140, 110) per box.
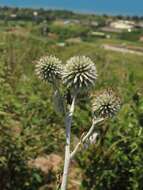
(0, 0, 143, 16)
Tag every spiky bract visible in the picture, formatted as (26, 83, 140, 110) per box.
(35, 55, 62, 83)
(92, 89, 121, 118)
(62, 56, 97, 90)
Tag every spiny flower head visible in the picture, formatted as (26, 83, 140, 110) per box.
(92, 89, 121, 118)
(62, 56, 97, 90)
(35, 55, 62, 83)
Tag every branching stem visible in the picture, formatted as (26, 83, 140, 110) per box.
(70, 118, 104, 159)
(60, 94, 76, 190)
(60, 94, 104, 190)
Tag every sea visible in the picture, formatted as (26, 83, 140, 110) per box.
(0, 0, 143, 16)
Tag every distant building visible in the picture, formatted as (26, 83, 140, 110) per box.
(63, 19, 80, 25)
(90, 21, 99, 27)
(10, 14, 17, 18)
(90, 31, 106, 38)
(57, 42, 65, 47)
(136, 22, 143, 28)
(81, 20, 98, 27)
(33, 11, 38, 16)
(110, 20, 135, 31)
(90, 31, 111, 39)
(53, 19, 80, 26)
(101, 27, 122, 33)
(66, 37, 82, 44)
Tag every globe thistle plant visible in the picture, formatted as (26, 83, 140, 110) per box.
(92, 89, 121, 118)
(35, 54, 122, 190)
(35, 55, 62, 83)
(62, 56, 97, 90)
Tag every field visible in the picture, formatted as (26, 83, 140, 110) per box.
(0, 8, 143, 190)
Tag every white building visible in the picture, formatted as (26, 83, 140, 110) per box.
(10, 14, 17, 18)
(110, 20, 135, 30)
(33, 11, 38, 16)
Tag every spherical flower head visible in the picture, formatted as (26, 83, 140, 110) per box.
(62, 56, 97, 90)
(35, 55, 62, 83)
(92, 89, 121, 118)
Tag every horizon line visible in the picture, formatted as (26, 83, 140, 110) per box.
(0, 4, 143, 17)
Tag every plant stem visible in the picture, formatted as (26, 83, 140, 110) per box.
(70, 118, 104, 159)
(60, 94, 76, 190)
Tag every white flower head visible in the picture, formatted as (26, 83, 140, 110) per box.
(62, 56, 97, 91)
(92, 89, 121, 118)
(35, 55, 62, 83)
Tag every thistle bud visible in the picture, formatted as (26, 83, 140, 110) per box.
(92, 89, 121, 118)
(62, 56, 97, 90)
(35, 55, 62, 83)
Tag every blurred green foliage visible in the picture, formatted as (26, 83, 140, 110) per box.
(49, 23, 90, 40)
(119, 29, 143, 42)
